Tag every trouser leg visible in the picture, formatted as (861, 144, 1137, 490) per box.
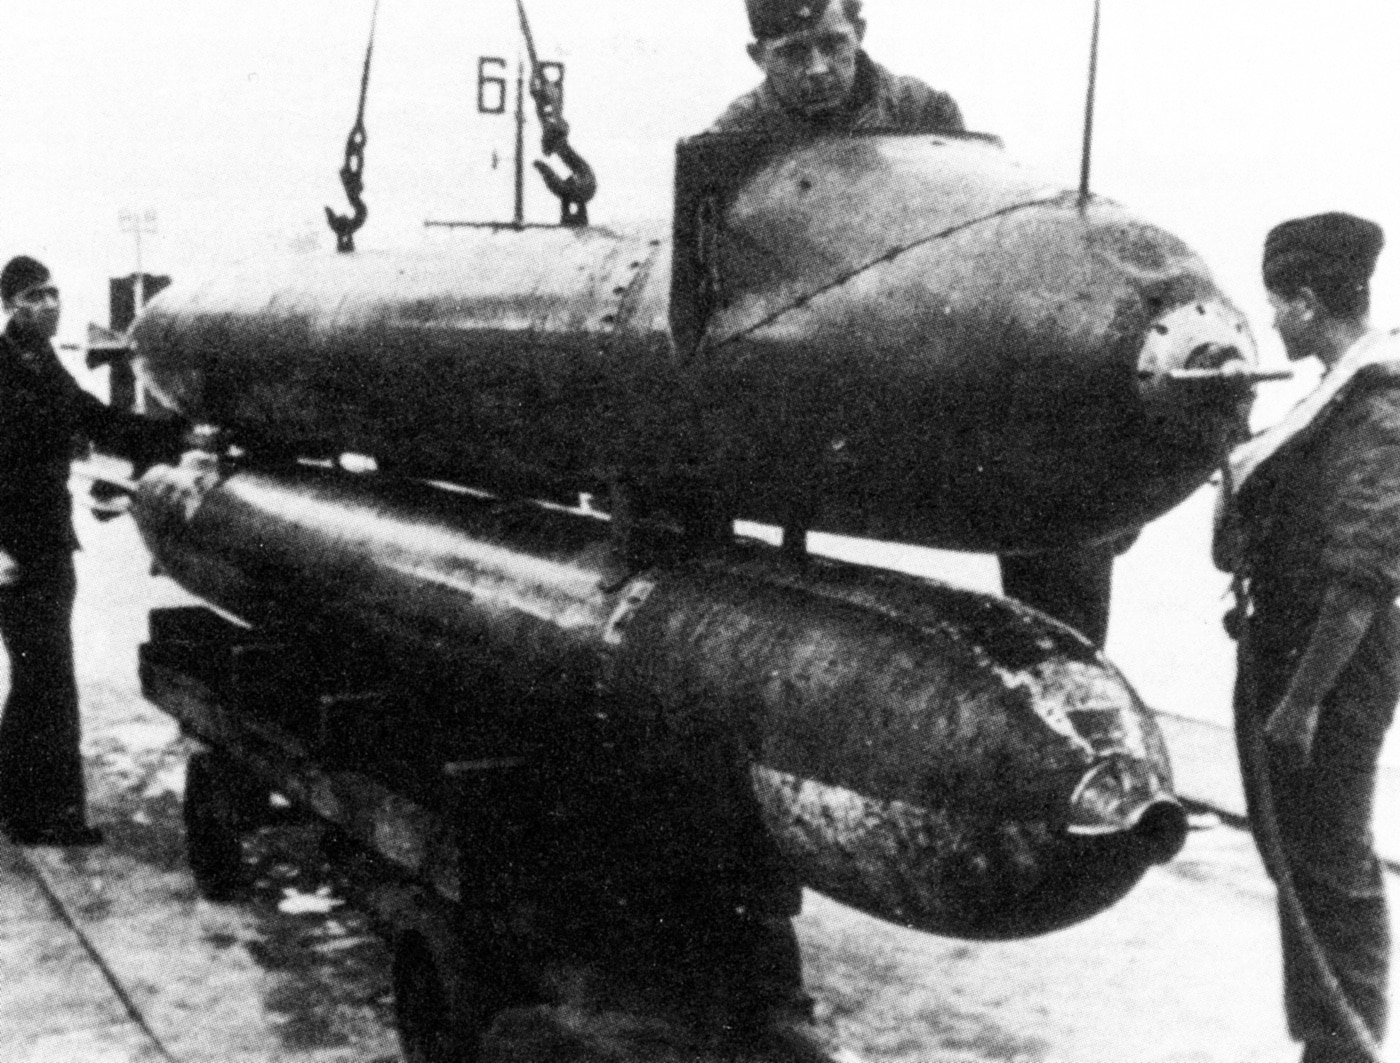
(0, 554, 84, 828)
(621, 747, 810, 1037)
(1280, 878, 1389, 1055)
(998, 536, 1126, 647)
(1239, 613, 1397, 1054)
(1276, 666, 1392, 1051)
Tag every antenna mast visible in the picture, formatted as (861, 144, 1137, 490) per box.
(1078, 0, 1102, 211)
(513, 61, 526, 226)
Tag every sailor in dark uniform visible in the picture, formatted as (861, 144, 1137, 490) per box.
(711, 0, 964, 135)
(680, 9, 962, 1044)
(1217, 214, 1400, 1062)
(0, 255, 181, 846)
(709, 0, 1147, 647)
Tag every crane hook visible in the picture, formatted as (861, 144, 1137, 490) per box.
(516, 2, 597, 227)
(534, 111, 597, 228)
(325, 120, 369, 253)
(324, 0, 378, 253)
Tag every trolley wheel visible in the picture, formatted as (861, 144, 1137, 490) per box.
(319, 823, 358, 864)
(393, 926, 527, 1063)
(183, 749, 265, 901)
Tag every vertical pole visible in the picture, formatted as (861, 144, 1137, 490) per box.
(514, 61, 526, 227)
(1078, 0, 1102, 211)
(130, 217, 148, 412)
(133, 228, 145, 322)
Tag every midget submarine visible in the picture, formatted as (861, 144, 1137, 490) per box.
(119, 130, 1224, 946)
(131, 131, 1258, 559)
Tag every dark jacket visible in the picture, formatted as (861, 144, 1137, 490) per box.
(1228, 346, 1400, 1050)
(1238, 364, 1400, 639)
(0, 323, 174, 558)
(708, 52, 964, 136)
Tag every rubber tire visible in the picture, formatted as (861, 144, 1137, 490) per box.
(183, 750, 263, 902)
(392, 931, 495, 1063)
(319, 824, 359, 865)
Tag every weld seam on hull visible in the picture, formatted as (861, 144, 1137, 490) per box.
(707, 191, 1078, 350)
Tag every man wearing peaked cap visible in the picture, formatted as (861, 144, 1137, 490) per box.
(1262, 212, 1385, 325)
(709, 0, 964, 134)
(0, 256, 185, 847)
(1216, 212, 1399, 1062)
(745, 0, 835, 40)
(712, 0, 1144, 651)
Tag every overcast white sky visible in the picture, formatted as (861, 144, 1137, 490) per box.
(1, 0, 1398, 395)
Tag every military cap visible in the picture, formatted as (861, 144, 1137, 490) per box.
(747, 0, 832, 40)
(1263, 212, 1384, 294)
(0, 255, 50, 304)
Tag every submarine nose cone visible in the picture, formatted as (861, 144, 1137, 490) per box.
(1067, 756, 1187, 865)
(1136, 298, 1259, 402)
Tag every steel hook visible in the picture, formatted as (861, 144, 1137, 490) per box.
(325, 123, 369, 253)
(534, 121, 596, 227)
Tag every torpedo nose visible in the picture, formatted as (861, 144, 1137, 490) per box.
(1131, 798, 1190, 865)
(1067, 757, 1187, 865)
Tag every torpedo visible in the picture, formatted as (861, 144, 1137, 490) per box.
(131, 453, 1186, 940)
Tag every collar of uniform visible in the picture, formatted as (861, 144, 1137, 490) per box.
(0, 323, 52, 374)
(847, 50, 881, 117)
(1229, 326, 1400, 493)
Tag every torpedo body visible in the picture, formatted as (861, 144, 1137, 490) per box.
(131, 456, 1185, 939)
(131, 132, 1254, 555)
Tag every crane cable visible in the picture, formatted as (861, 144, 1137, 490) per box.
(1225, 464, 1385, 1063)
(513, 0, 596, 226)
(324, 0, 380, 253)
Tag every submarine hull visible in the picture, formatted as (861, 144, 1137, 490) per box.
(131, 133, 1254, 555)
